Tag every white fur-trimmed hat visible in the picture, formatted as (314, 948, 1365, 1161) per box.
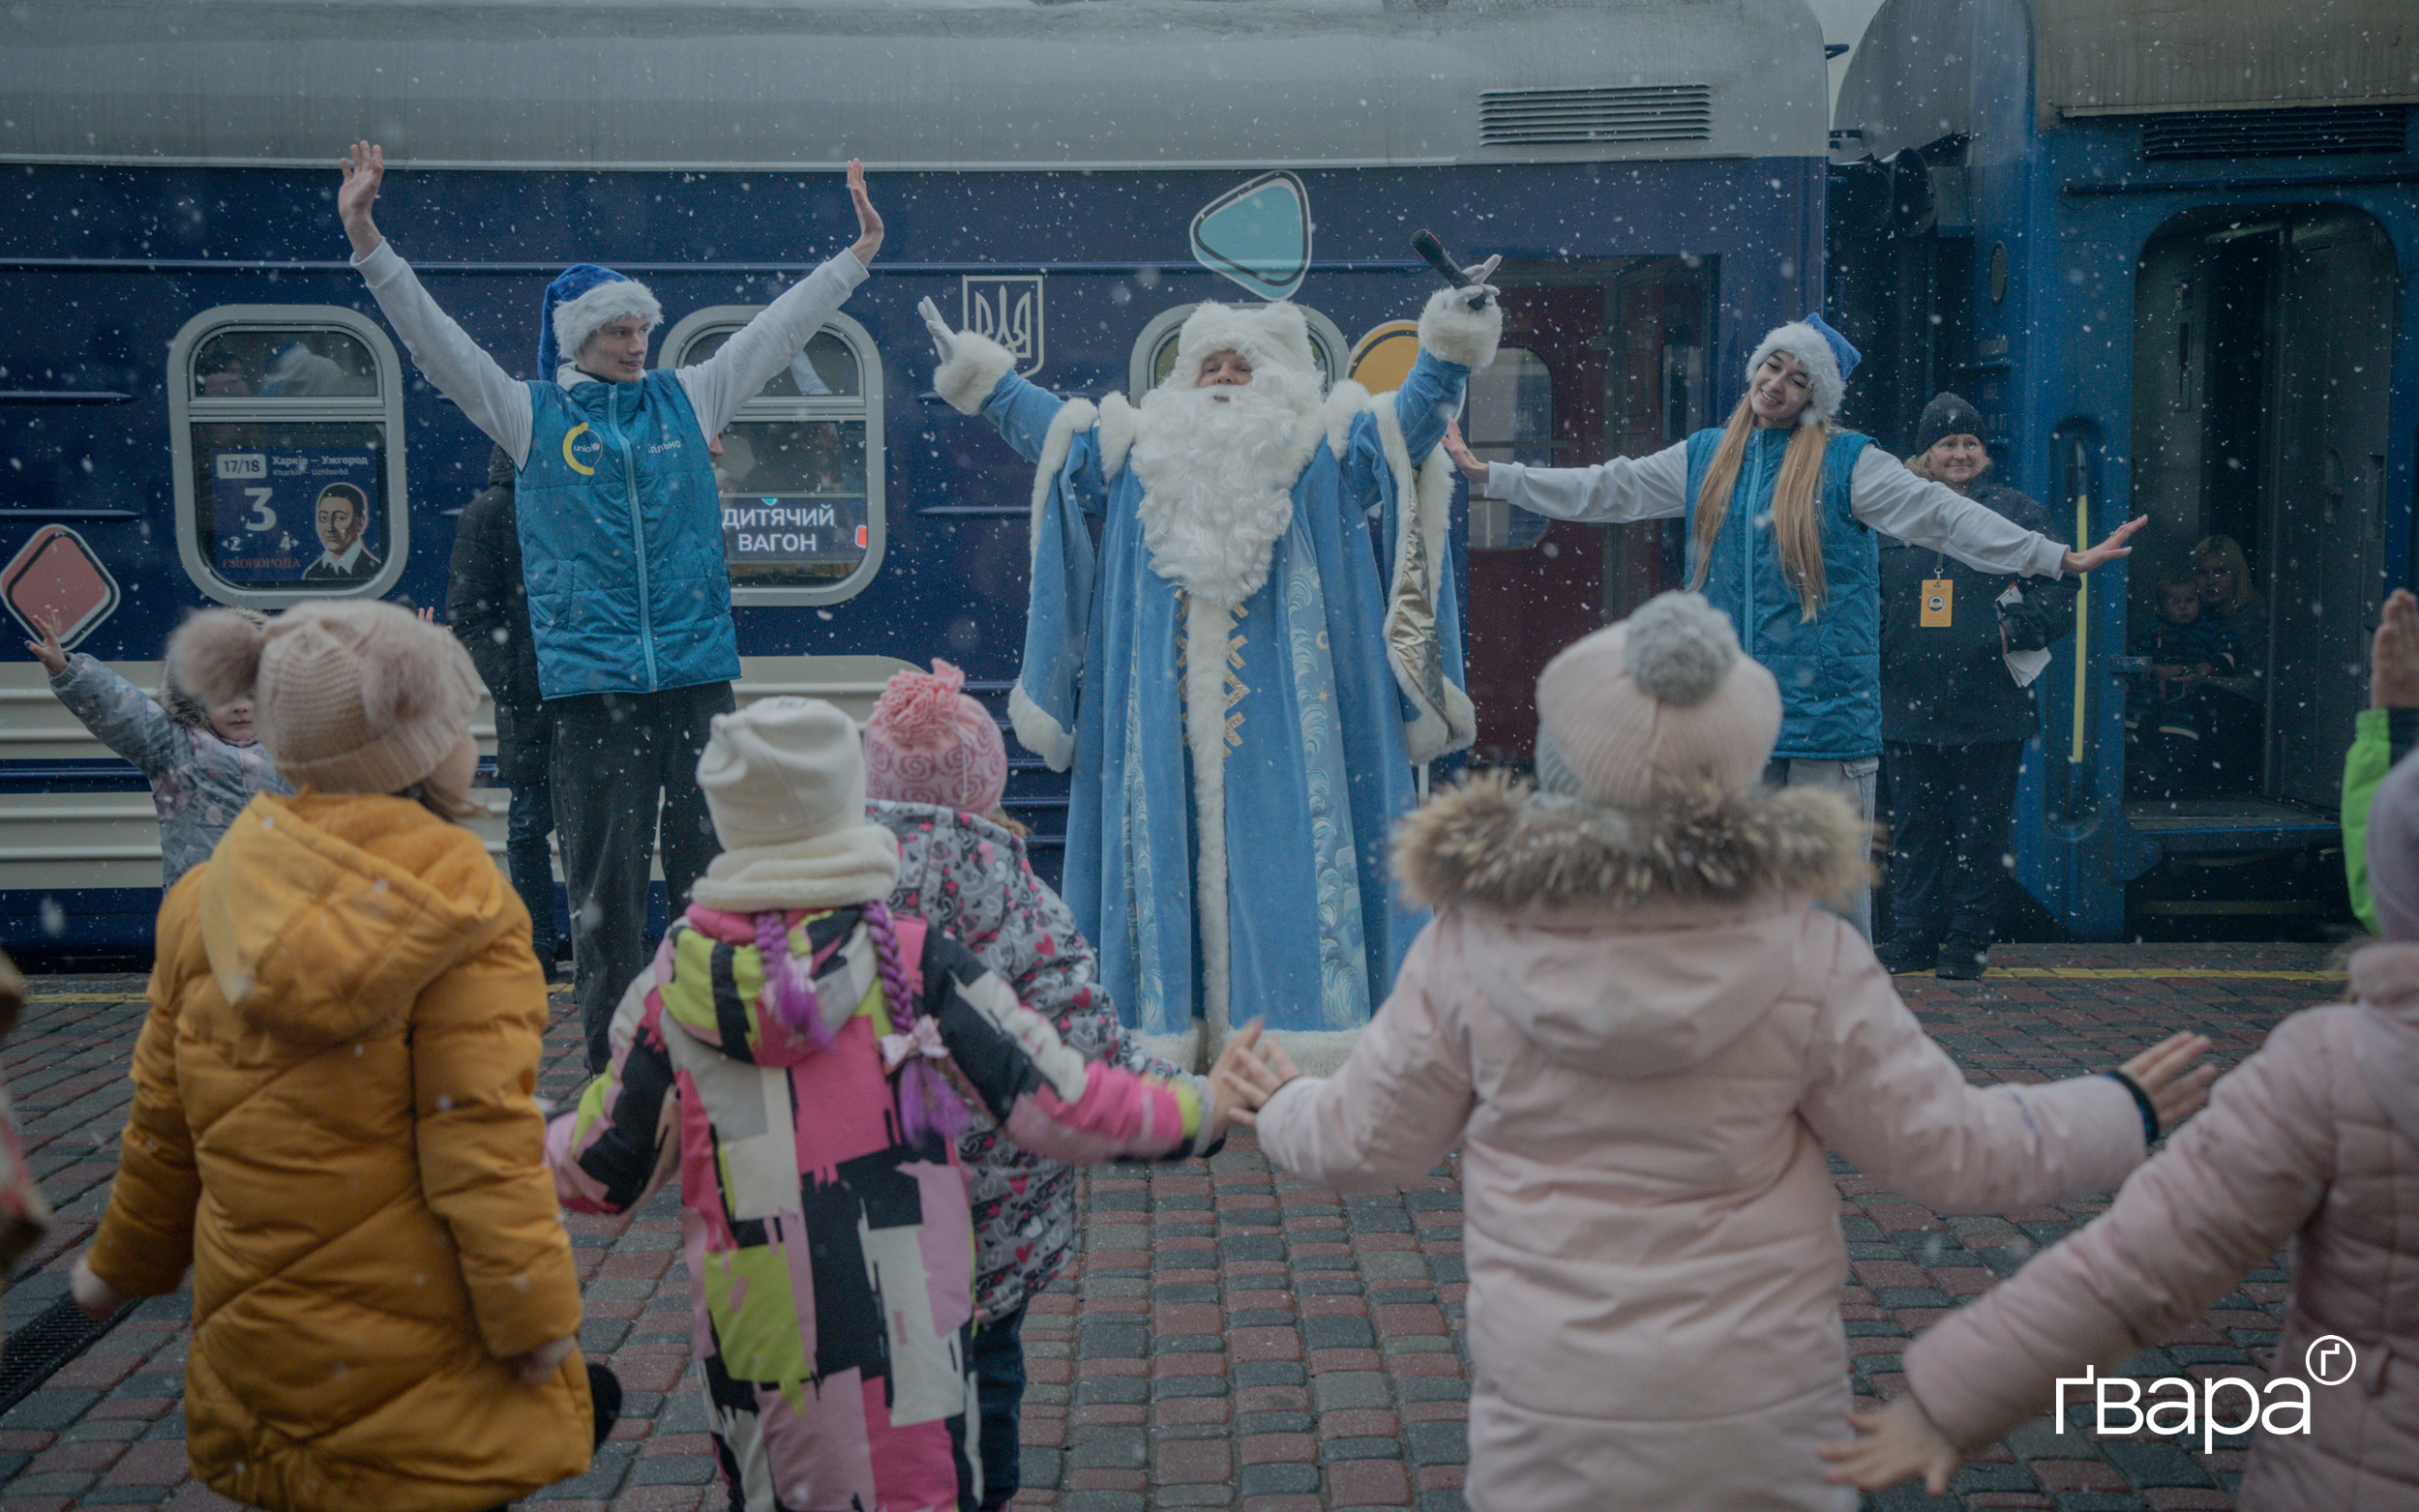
(537, 263, 665, 377)
(1746, 311, 1861, 428)
(1164, 301, 1317, 391)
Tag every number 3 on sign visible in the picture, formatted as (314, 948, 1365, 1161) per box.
(243, 487, 276, 532)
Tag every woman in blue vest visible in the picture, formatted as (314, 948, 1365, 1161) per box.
(1445, 314, 2141, 938)
(336, 141, 883, 1070)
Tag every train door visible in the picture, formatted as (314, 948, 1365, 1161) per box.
(2265, 214, 2398, 806)
(1459, 257, 1710, 767)
(2128, 206, 2399, 807)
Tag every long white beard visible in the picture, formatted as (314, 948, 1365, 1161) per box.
(1130, 367, 1319, 608)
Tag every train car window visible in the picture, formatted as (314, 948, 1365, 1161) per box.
(1463, 347, 1553, 550)
(679, 328, 861, 398)
(1129, 304, 1350, 397)
(167, 308, 408, 607)
(661, 308, 883, 608)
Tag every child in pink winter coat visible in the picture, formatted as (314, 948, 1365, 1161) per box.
(1827, 735, 2419, 1507)
(1220, 592, 2214, 1512)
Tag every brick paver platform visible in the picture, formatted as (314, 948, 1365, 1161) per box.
(0, 942, 2354, 1510)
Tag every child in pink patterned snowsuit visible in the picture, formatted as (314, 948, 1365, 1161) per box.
(547, 697, 1233, 1511)
(863, 659, 1197, 1509)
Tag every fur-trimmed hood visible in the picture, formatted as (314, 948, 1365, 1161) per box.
(1395, 772, 1867, 913)
(1393, 774, 1869, 1076)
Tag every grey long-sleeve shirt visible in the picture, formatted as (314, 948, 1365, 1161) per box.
(349, 240, 869, 466)
(1486, 440, 2069, 580)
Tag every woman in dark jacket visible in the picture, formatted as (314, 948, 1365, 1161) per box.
(446, 445, 562, 973)
(1876, 395, 2075, 979)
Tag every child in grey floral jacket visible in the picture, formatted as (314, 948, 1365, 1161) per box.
(866, 659, 1201, 1512)
(25, 613, 289, 889)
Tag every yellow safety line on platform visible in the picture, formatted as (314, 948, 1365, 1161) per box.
(1982, 968, 2346, 982)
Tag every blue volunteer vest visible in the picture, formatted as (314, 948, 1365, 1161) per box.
(515, 372, 741, 699)
(1683, 426, 1875, 760)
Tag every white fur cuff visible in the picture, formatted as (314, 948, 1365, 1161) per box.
(1418, 288, 1502, 372)
(935, 332, 1017, 416)
(1009, 682, 1076, 772)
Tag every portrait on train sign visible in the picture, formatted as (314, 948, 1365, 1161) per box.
(208, 447, 385, 588)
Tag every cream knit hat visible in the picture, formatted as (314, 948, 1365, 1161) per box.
(689, 697, 902, 913)
(1536, 592, 1781, 805)
(168, 602, 478, 794)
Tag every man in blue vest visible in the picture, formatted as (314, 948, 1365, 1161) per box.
(337, 141, 884, 1069)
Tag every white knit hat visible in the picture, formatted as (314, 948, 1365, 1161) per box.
(697, 697, 868, 852)
(1536, 592, 1781, 806)
(690, 697, 901, 913)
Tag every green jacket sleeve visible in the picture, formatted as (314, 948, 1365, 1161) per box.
(2346, 707, 2393, 934)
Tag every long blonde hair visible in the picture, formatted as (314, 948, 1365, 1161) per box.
(1687, 395, 1838, 619)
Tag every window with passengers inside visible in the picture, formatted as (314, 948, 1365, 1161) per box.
(168, 309, 407, 606)
(666, 310, 885, 607)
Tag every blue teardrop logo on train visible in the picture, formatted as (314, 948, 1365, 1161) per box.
(1189, 171, 1313, 301)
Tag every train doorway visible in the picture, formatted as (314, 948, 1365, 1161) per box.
(2128, 206, 2399, 815)
(1458, 256, 1712, 767)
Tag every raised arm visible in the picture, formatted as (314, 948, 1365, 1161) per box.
(925, 298, 1080, 464)
(339, 142, 535, 465)
(1391, 273, 1505, 460)
(676, 159, 880, 437)
(1851, 448, 2144, 578)
(35, 624, 183, 781)
(1448, 423, 1692, 525)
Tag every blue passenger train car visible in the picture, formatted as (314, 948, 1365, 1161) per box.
(0, 0, 1837, 950)
(1829, 0, 2419, 938)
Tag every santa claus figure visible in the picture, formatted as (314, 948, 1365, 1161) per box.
(924, 272, 1499, 1071)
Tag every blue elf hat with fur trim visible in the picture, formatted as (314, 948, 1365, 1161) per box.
(1746, 311, 1864, 427)
(536, 263, 664, 378)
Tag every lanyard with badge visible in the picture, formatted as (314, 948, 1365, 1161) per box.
(1921, 553, 1953, 628)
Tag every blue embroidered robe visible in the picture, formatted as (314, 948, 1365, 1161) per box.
(978, 356, 1472, 1051)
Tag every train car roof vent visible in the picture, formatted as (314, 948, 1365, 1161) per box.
(2140, 106, 2407, 162)
(1479, 85, 1714, 146)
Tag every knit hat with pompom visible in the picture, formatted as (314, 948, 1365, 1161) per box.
(1535, 591, 1781, 805)
(168, 601, 478, 794)
(863, 659, 1007, 817)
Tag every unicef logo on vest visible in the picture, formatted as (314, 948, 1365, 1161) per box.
(561, 422, 608, 477)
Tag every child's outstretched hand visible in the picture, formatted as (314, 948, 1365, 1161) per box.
(2373, 588, 2419, 709)
(69, 1254, 130, 1320)
(22, 612, 69, 678)
(507, 1335, 578, 1387)
(1214, 1023, 1303, 1131)
(1820, 1394, 1962, 1495)
(2115, 1030, 2218, 1134)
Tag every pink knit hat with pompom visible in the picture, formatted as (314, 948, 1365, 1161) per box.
(864, 659, 1007, 815)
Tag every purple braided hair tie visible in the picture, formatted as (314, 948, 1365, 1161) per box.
(755, 909, 832, 1048)
(865, 901, 970, 1146)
